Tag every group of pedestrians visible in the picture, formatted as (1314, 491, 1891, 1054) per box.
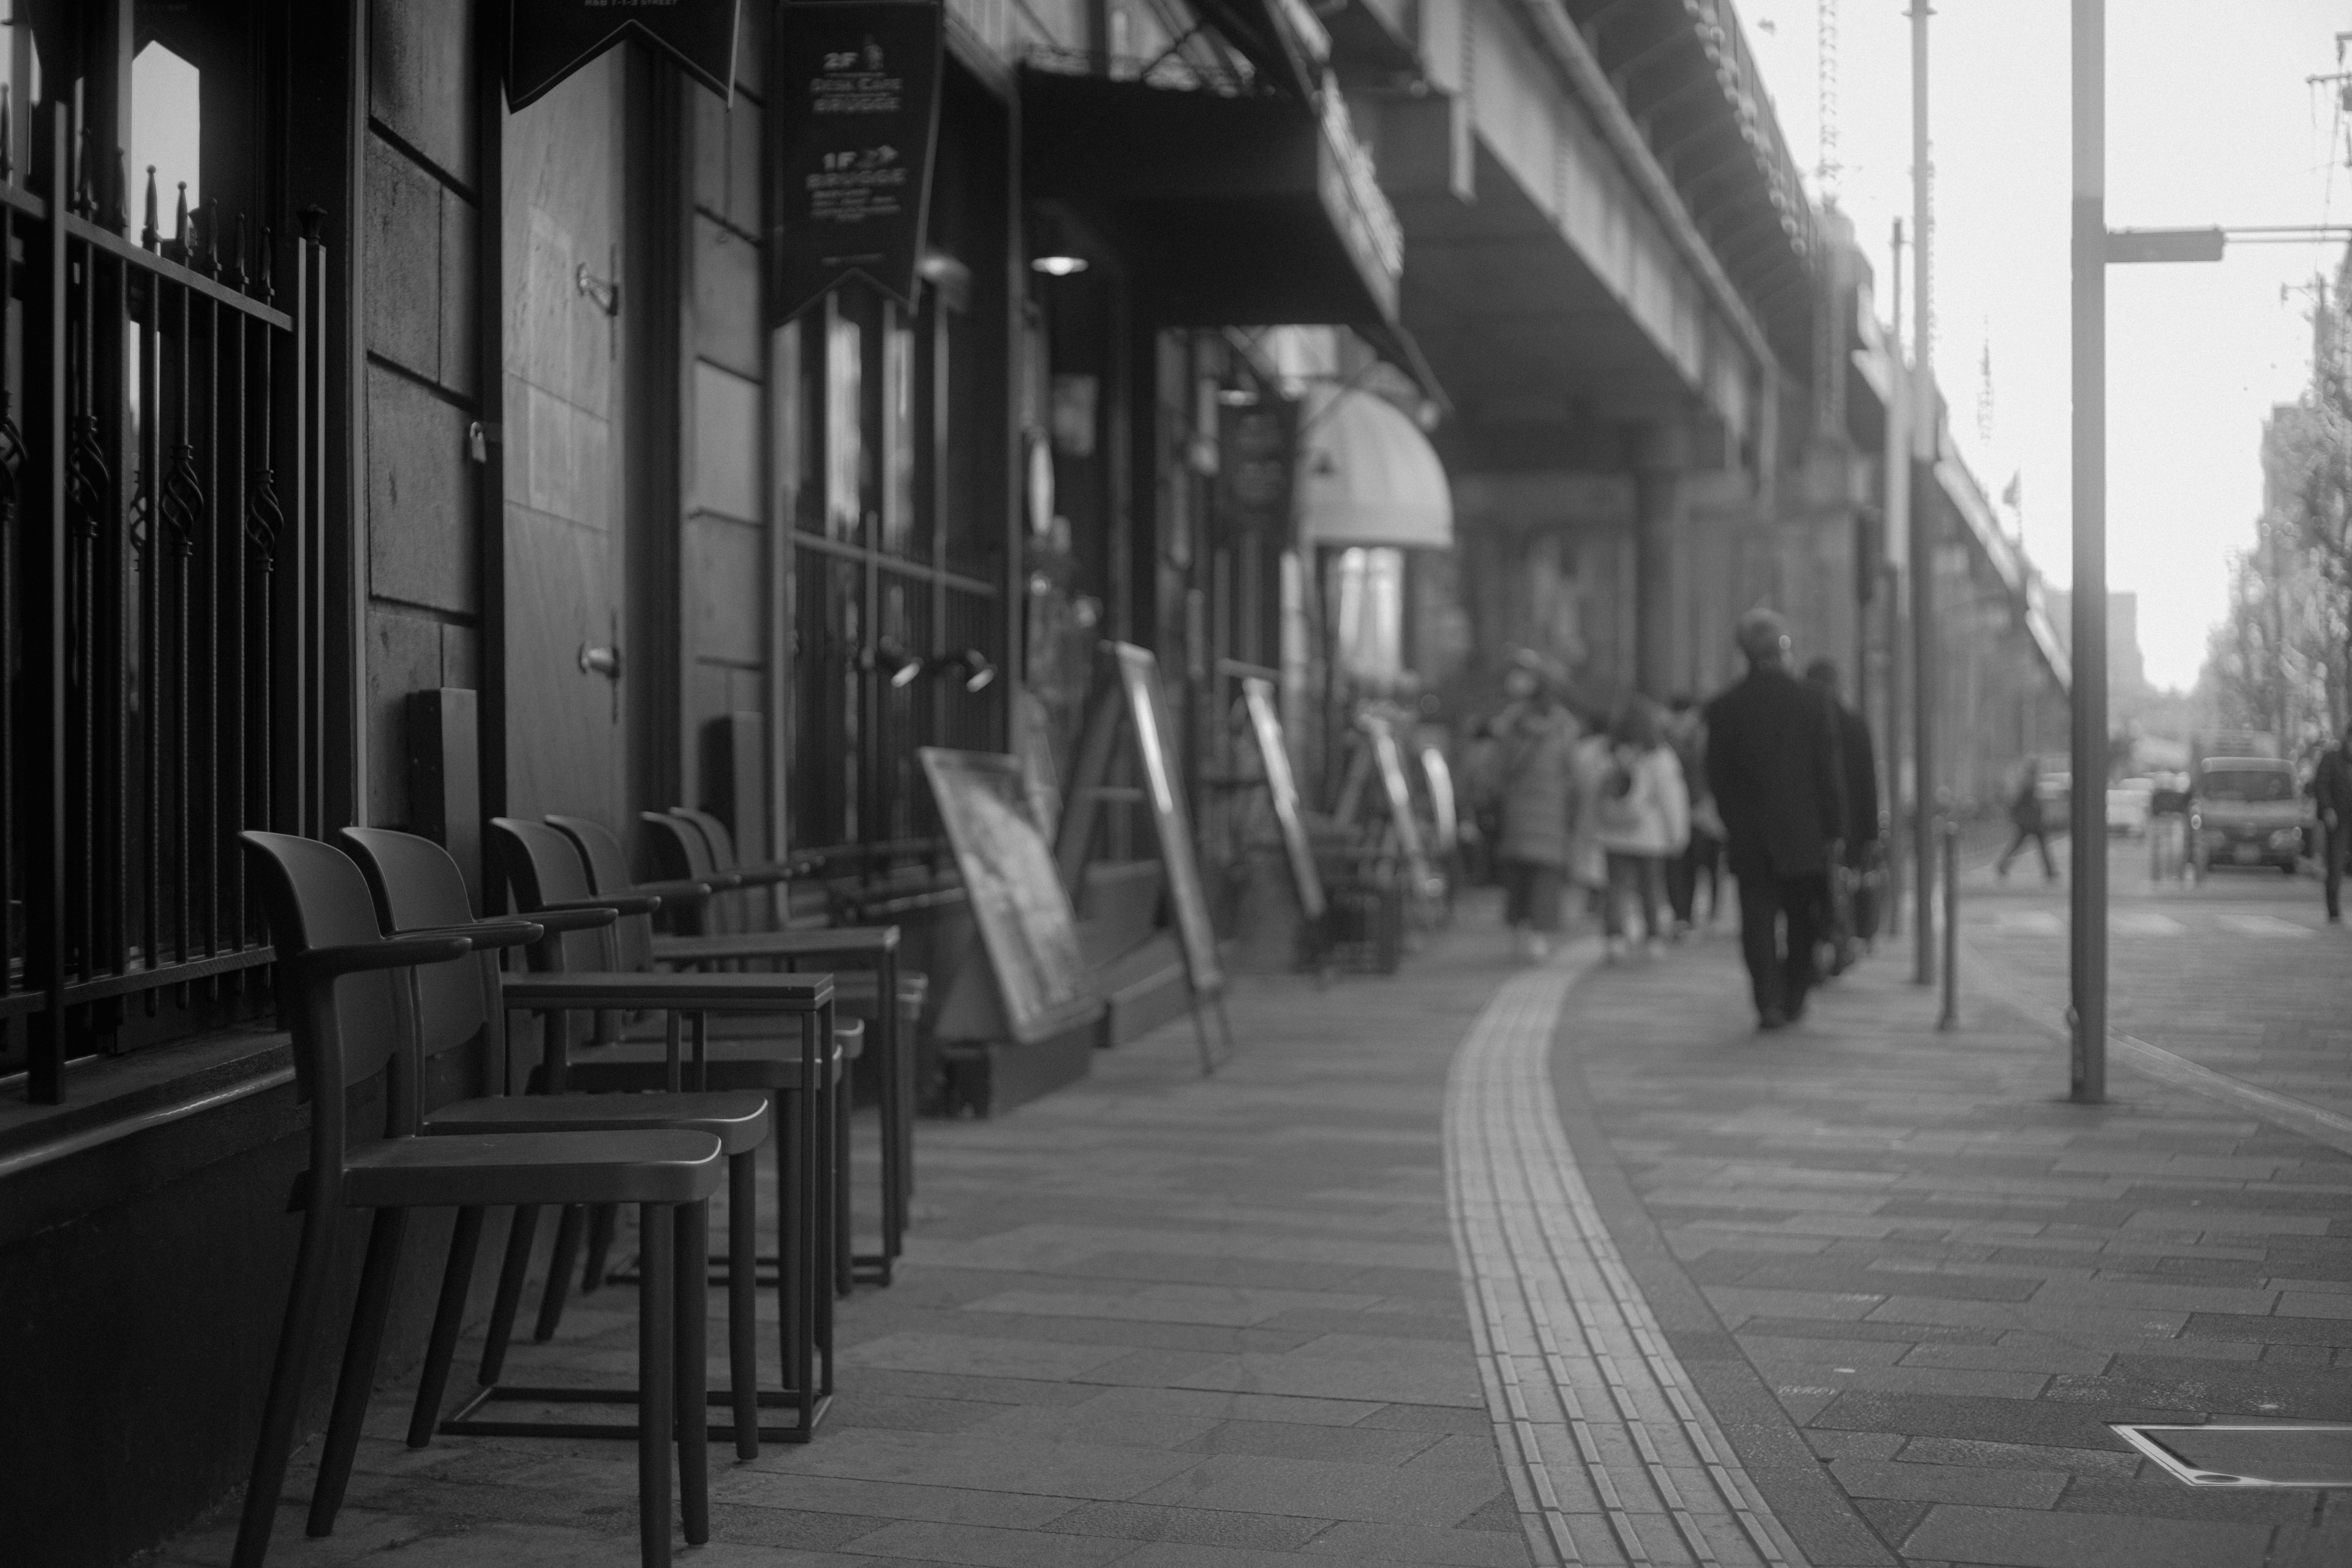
(1476, 607, 1882, 1030)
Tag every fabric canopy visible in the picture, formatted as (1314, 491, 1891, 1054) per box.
(1295, 388, 1453, 550)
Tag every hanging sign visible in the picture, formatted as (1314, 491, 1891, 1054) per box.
(771, 0, 944, 322)
(507, 0, 742, 111)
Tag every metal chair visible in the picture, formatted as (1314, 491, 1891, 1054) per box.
(336, 827, 774, 1460)
(641, 808, 920, 1283)
(233, 832, 722, 1568)
(491, 816, 840, 1442)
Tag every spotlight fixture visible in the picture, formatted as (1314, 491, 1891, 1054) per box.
(929, 647, 997, 693)
(1028, 209, 1090, 277)
(862, 637, 924, 688)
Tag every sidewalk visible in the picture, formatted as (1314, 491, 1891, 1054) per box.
(152, 898, 2351, 1567)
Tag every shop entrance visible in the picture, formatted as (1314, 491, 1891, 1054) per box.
(500, 53, 635, 824)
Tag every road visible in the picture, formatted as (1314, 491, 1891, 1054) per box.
(1951, 827, 2349, 1126)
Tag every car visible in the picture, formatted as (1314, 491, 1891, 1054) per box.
(2105, 776, 2154, 836)
(2189, 757, 2310, 876)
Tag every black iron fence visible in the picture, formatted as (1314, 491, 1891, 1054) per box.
(5, 102, 328, 1102)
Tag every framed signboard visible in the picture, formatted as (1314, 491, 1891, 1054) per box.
(1241, 677, 1324, 921)
(919, 748, 1101, 1045)
(1109, 646, 1226, 999)
(1363, 716, 1435, 895)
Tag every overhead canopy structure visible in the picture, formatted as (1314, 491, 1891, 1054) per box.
(1020, 59, 1403, 329)
(1295, 388, 1453, 551)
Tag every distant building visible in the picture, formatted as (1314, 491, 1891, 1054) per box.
(2045, 589, 2149, 699)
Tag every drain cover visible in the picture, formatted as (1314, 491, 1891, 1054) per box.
(2114, 1425, 2352, 1488)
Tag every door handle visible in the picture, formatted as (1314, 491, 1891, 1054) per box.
(578, 644, 622, 679)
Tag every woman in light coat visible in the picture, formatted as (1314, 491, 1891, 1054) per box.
(1593, 699, 1690, 960)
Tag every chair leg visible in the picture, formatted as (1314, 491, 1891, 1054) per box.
(407, 1206, 485, 1447)
(728, 1152, 758, 1460)
(831, 1060, 853, 1298)
(675, 1199, 710, 1545)
(480, 1204, 540, 1384)
(637, 1204, 676, 1568)
(307, 1207, 409, 1537)
(775, 1086, 808, 1413)
(581, 1204, 618, 1294)
(534, 1203, 589, 1341)
(230, 1199, 341, 1568)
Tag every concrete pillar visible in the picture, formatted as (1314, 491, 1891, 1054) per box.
(1631, 420, 1691, 699)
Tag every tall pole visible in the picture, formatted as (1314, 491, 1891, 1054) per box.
(2069, 0, 2109, 1100)
(1910, 0, 1937, 986)
(1885, 219, 1909, 940)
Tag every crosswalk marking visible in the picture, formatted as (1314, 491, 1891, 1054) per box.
(2110, 912, 2187, 937)
(2217, 913, 2316, 938)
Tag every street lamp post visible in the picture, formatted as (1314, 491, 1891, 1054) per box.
(1910, 0, 1938, 987)
(2071, 0, 2109, 1101)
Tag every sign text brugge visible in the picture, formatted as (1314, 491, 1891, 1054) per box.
(771, 1, 944, 322)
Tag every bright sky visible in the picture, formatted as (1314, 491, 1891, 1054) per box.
(1745, 0, 2349, 692)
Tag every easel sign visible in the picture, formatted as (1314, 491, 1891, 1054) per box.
(919, 748, 1104, 1046)
(1363, 715, 1437, 899)
(1055, 643, 1235, 1072)
(1241, 677, 1324, 922)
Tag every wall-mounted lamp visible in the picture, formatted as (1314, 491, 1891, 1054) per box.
(1216, 386, 1259, 407)
(928, 647, 997, 693)
(862, 636, 924, 688)
(1029, 209, 1090, 277)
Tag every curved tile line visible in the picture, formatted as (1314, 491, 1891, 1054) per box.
(1444, 948, 1805, 1567)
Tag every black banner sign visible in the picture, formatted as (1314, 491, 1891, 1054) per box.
(508, 0, 742, 111)
(771, 1, 944, 322)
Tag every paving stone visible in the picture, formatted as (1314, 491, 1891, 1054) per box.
(1826, 1458, 2068, 1508)
(741, 1428, 1204, 1501)
(1900, 1501, 2273, 1568)
(1807, 1391, 2142, 1451)
(2184, 1311, 2352, 1344)
(1892, 1436, 2144, 1480)
(1298, 1520, 1534, 1564)
(1037, 1501, 1330, 1551)
(1174, 1419, 1441, 1465)
(835, 1518, 1135, 1566)
(1133, 1453, 1504, 1526)
(2044, 1353, 2352, 1417)
(708, 1472, 1080, 1529)
(2054, 1477, 2321, 1525)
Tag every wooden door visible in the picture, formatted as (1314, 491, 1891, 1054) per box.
(502, 55, 631, 822)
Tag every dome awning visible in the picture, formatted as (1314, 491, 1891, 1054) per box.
(1295, 388, 1453, 551)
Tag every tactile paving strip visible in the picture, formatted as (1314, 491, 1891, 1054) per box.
(1444, 948, 1807, 1567)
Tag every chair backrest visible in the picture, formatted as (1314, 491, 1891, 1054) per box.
(338, 827, 500, 1075)
(545, 815, 661, 968)
(490, 816, 648, 973)
(239, 832, 411, 1110)
(640, 812, 724, 935)
(672, 806, 740, 870)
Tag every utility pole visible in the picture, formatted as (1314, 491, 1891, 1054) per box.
(1885, 217, 1909, 940)
(2070, 0, 2109, 1101)
(1910, 0, 1937, 986)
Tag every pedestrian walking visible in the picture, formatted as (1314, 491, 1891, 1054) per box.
(1663, 696, 1724, 935)
(1705, 609, 1845, 1030)
(1482, 653, 1582, 960)
(1997, 756, 2059, 882)
(1594, 699, 1691, 962)
(1804, 658, 1882, 973)
(2310, 722, 2352, 924)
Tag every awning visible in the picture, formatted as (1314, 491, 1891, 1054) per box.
(1020, 62, 1402, 328)
(1296, 388, 1453, 551)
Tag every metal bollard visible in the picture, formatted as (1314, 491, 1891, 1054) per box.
(1937, 820, 1960, 1031)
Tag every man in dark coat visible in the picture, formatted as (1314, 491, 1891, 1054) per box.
(1805, 657, 1881, 972)
(1707, 610, 1846, 1029)
(2311, 723, 2352, 924)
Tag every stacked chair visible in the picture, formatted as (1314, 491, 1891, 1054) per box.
(636, 807, 923, 1284)
(233, 832, 761, 1568)
(488, 816, 842, 1440)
